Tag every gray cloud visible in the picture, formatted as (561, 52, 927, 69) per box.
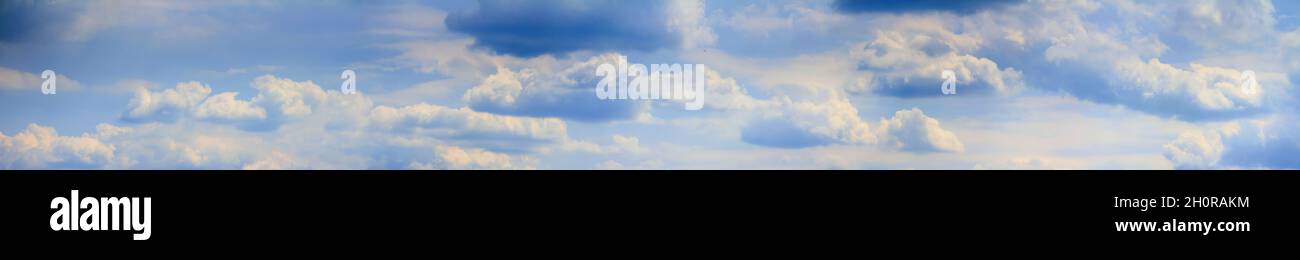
(448, 0, 679, 57)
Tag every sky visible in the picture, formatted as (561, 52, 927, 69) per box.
(1, 0, 1298, 170)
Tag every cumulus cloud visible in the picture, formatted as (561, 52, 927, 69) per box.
(678, 58, 965, 153)
(1164, 117, 1300, 169)
(850, 0, 1296, 121)
(446, 0, 711, 57)
(16, 73, 587, 169)
(741, 96, 875, 148)
(740, 102, 963, 153)
(833, 0, 1021, 14)
(609, 134, 643, 154)
(463, 53, 645, 122)
(1107, 60, 1275, 118)
(1024, 3, 1288, 120)
(383, 39, 501, 79)
(101, 100, 563, 169)
(242, 151, 306, 170)
(89, 122, 272, 169)
(249, 75, 330, 119)
(370, 103, 569, 153)
(195, 92, 267, 122)
(592, 160, 626, 170)
(696, 69, 962, 152)
(851, 24, 1025, 97)
(249, 75, 376, 130)
(406, 145, 535, 170)
(0, 124, 117, 169)
(666, 0, 715, 49)
(121, 75, 373, 130)
(123, 81, 212, 122)
(873, 108, 965, 153)
(0, 121, 279, 170)
(1163, 126, 1229, 169)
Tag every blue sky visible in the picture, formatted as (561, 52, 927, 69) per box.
(1, 0, 1297, 169)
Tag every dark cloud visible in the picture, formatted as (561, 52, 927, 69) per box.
(832, 0, 1021, 14)
(0, 2, 54, 43)
(446, 0, 679, 57)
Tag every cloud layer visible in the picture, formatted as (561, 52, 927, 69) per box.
(3, 0, 1299, 169)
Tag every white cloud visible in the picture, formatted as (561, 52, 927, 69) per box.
(667, 0, 717, 49)
(195, 92, 268, 121)
(609, 134, 643, 154)
(16, 73, 589, 169)
(96, 123, 270, 169)
(123, 81, 212, 122)
(592, 160, 626, 170)
(418, 145, 535, 170)
(679, 64, 964, 153)
(851, 20, 1024, 96)
(767, 96, 878, 146)
(734, 99, 967, 153)
(462, 53, 646, 122)
(874, 108, 965, 153)
(369, 103, 568, 153)
(1164, 116, 1300, 169)
(995, 0, 1288, 119)
(1113, 59, 1272, 112)
(123, 75, 374, 130)
(242, 151, 305, 170)
(1025, 7, 1284, 117)
(248, 75, 375, 130)
(250, 75, 329, 118)
(0, 124, 117, 169)
(1163, 125, 1230, 169)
